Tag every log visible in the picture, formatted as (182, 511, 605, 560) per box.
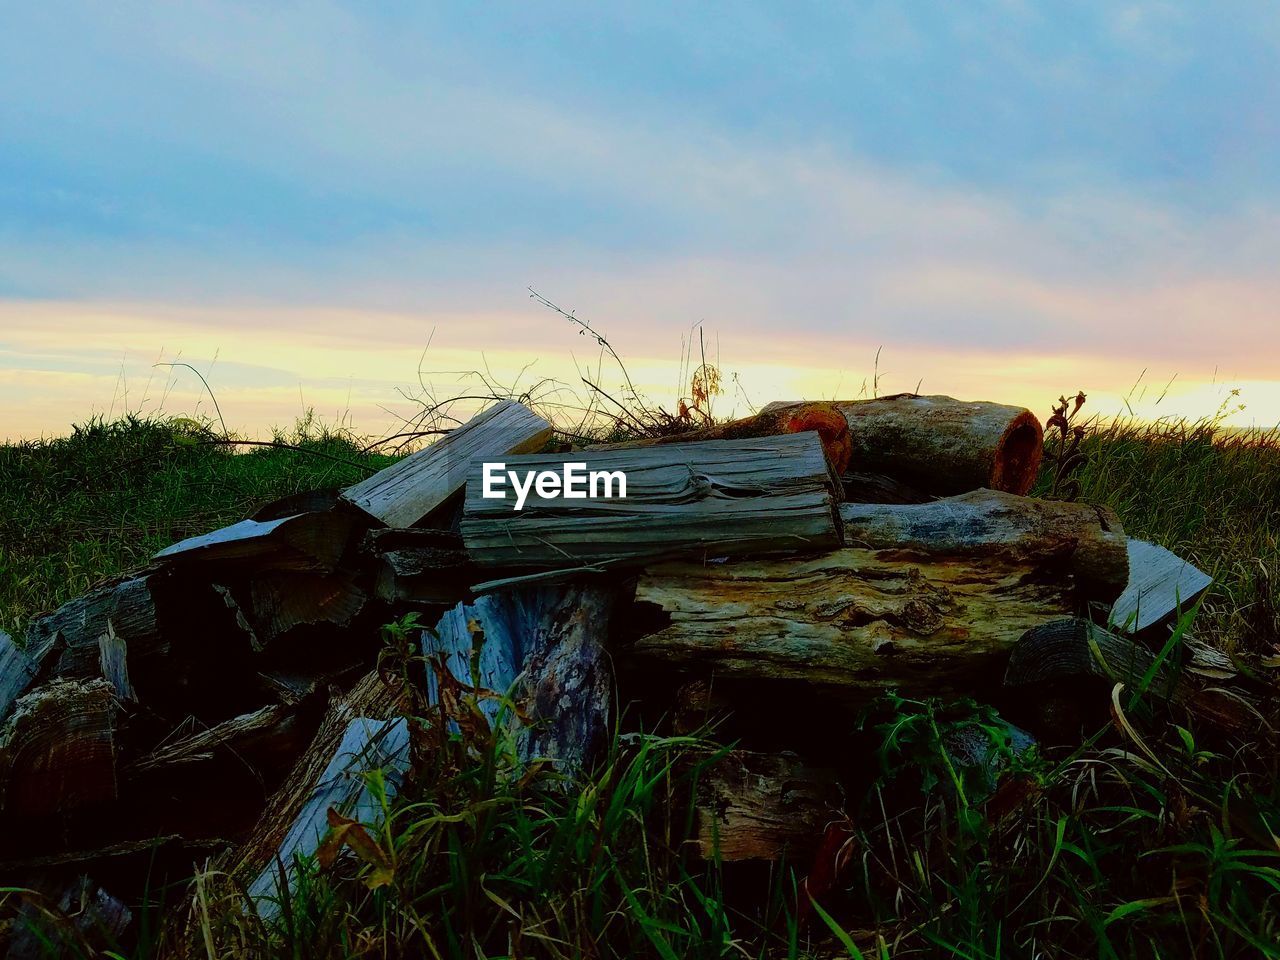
(0, 679, 117, 817)
(839, 490, 1128, 603)
(593, 402, 853, 475)
(461, 433, 842, 571)
(765, 394, 1043, 496)
(631, 549, 1078, 695)
(1005, 618, 1258, 734)
(25, 573, 165, 682)
(694, 750, 843, 861)
(424, 584, 614, 770)
(342, 400, 553, 528)
(153, 512, 353, 571)
(843, 472, 932, 505)
(1110, 540, 1213, 634)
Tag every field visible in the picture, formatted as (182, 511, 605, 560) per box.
(1, 411, 1278, 958)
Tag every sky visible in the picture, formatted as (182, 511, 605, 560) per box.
(3, 1, 1280, 440)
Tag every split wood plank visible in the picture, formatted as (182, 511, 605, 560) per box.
(461, 433, 842, 570)
(153, 512, 352, 571)
(1110, 539, 1213, 634)
(342, 400, 553, 528)
(245, 715, 410, 919)
(592, 402, 853, 475)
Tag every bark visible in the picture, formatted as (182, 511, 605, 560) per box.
(461, 433, 842, 571)
(342, 400, 553, 528)
(593, 402, 853, 475)
(766, 394, 1044, 496)
(631, 549, 1079, 695)
(424, 583, 614, 771)
(839, 489, 1128, 603)
(693, 750, 844, 861)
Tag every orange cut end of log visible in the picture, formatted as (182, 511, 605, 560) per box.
(989, 410, 1043, 495)
(781, 404, 853, 476)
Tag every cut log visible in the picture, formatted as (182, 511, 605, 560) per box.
(0, 679, 117, 817)
(248, 571, 367, 643)
(766, 394, 1043, 496)
(1005, 618, 1258, 734)
(226, 672, 409, 908)
(25, 573, 165, 682)
(839, 490, 1128, 603)
(1110, 540, 1213, 634)
(245, 716, 410, 918)
(361, 528, 472, 603)
(694, 750, 843, 861)
(342, 400, 553, 528)
(424, 584, 614, 770)
(251, 487, 343, 522)
(461, 433, 842, 571)
(631, 549, 1078, 695)
(593, 402, 853, 475)
(0, 632, 42, 724)
(153, 512, 353, 571)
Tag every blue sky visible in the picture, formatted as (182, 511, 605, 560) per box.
(2, 2, 1279, 436)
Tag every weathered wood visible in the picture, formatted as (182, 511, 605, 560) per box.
(424, 584, 614, 770)
(843, 471, 932, 505)
(1005, 618, 1258, 734)
(0, 631, 42, 724)
(362, 528, 472, 603)
(153, 512, 353, 571)
(5, 875, 132, 960)
(342, 400, 553, 528)
(248, 571, 367, 643)
(246, 715, 411, 918)
(694, 750, 843, 861)
(840, 490, 1129, 603)
(25, 573, 165, 682)
(97, 621, 136, 702)
(766, 394, 1043, 496)
(461, 433, 842, 571)
(594, 402, 853, 475)
(1110, 539, 1213, 634)
(226, 672, 409, 904)
(0, 679, 117, 817)
(128, 704, 296, 773)
(631, 549, 1078, 695)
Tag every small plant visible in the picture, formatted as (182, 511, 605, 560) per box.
(1046, 390, 1088, 500)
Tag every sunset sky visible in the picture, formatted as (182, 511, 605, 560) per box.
(3, 2, 1279, 440)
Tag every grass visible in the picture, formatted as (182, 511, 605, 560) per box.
(1, 409, 1278, 958)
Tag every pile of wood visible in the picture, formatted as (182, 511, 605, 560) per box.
(0, 394, 1240, 951)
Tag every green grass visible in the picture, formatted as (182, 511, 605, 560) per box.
(2, 412, 1279, 958)
(0, 414, 390, 639)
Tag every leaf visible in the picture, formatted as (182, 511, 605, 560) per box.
(316, 808, 395, 890)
